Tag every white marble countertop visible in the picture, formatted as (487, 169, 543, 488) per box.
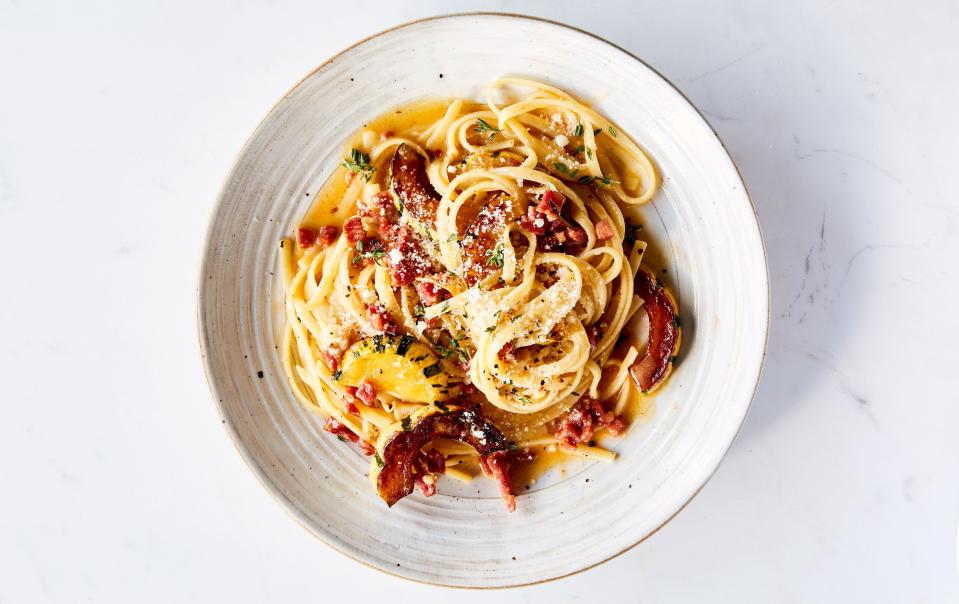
(2, 1, 957, 601)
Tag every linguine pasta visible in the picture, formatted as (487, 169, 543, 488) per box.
(277, 79, 680, 510)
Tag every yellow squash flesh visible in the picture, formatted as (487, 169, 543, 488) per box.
(338, 335, 449, 404)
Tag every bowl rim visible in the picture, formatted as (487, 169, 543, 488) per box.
(196, 11, 771, 589)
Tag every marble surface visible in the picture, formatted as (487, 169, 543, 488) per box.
(1, 1, 956, 601)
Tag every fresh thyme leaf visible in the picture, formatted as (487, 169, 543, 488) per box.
(485, 325, 496, 333)
(485, 243, 504, 267)
(517, 395, 533, 404)
(570, 391, 580, 397)
(343, 147, 376, 181)
(574, 144, 585, 155)
(474, 118, 499, 144)
(553, 162, 570, 174)
(352, 239, 385, 265)
(510, 314, 522, 322)
(443, 331, 470, 363)
(374, 453, 385, 467)
(331, 370, 342, 381)
(413, 304, 425, 318)
(475, 118, 497, 133)
(578, 175, 596, 185)
(401, 416, 412, 431)
(447, 233, 457, 243)
(586, 147, 593, 159)
(598, 176, 620, 186)
(439, 301, 451, 315)
(569, 169, 578, 179)
(423, 363, 442, 378)
(433, 332, 471, 363)
(608, 125, 618, 137)
(573, 123, 584, 137)
(434, 334, 469, 362)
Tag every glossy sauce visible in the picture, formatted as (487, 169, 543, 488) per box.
(294, 97, 677, 488)
(300, 99, 479, 232)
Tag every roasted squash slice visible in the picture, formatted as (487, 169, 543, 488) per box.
(370, 406, 510, 507)
(337, 335, 450, 404)
(389, 144, 440, 228)
(629, 268, 682, 392)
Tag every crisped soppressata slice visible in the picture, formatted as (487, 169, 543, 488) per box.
(370, 406, 510, 507)
(629, 268, 682, 392)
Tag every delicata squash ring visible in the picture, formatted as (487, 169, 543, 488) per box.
(371, 406, 509, 507)
(629, 268, 682, 393)
(389, 143, 441, 228)
(337, 335, 450, 404)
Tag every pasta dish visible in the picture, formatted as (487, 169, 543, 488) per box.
(278, 79, 681, 511)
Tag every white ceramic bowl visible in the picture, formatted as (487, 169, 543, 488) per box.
(198, 13, 768, 588)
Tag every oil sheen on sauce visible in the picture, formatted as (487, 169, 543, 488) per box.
(295, 97, 675, 489)
(299, 99, 480, 233)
